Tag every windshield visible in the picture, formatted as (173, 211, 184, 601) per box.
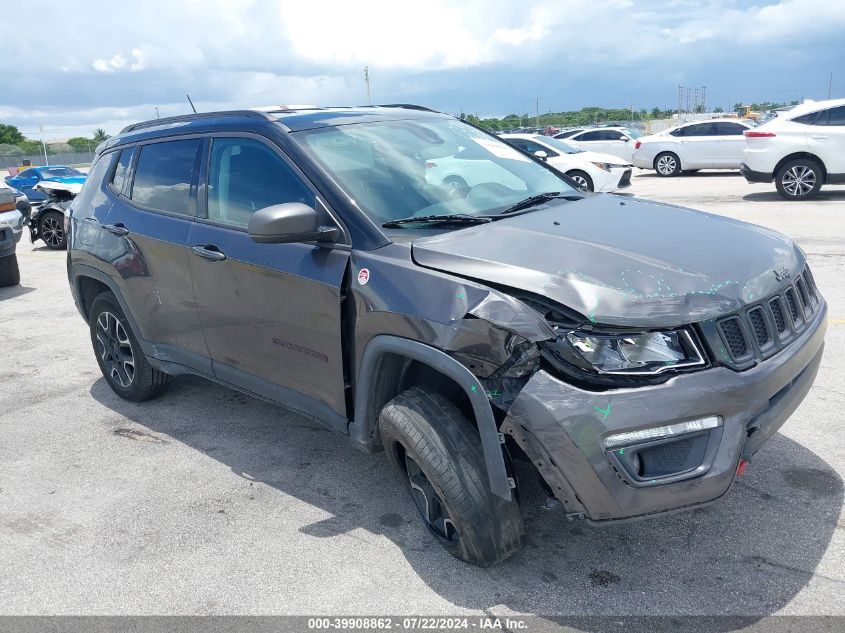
(40, 167, 82, 178)
(533, 136, 581, 154)
(294, 117, 577, 225)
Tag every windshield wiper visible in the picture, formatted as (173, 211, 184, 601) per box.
(498, 191, 582, 215)
(381, 214, 492, 229)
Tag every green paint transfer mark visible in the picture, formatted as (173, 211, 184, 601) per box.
(486, 390, 501, 399)
(456, 291, 466, 299)
(594, 403, 613, 422)
(470, 385, 477, 393)
(618, 448, 624, 455)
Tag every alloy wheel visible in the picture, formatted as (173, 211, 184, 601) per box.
(781, 165, 816, 197)
(656, 155, 677, 175)
(41, 215, 64, 248)
(405, 454, 458, 543)
(95, 311, 135, 387)
(570, 174, 590, 191)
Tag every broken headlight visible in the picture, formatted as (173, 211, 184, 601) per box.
(552, 329, 705, 376)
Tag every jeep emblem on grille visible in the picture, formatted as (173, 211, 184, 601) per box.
(773, 265, 790, 282)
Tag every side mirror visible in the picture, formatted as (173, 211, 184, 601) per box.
(248, 202, 337, 244)
(621, 137, 630, 142)
(533, 150, 548, 160)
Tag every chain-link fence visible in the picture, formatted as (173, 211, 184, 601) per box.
(0, 150, 95, 171)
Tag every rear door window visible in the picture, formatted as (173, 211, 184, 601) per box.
(130, 139, 201, 215)
(576, 130, 605, 141)
(714, 122, 747, 135)
(206, 137, 314, 229)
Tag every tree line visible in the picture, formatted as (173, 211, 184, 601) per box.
(0, 124, 110, 157)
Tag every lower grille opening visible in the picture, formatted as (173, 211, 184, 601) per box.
(609, 430, 711, 483)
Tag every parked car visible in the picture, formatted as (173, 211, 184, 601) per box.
(502, 133, 632, 192)
(0, 184, 24, 287)
(4, 165, 86, 202)
(28, 180, 81, 249)
(68, 105, 826, 566)
(633, 120, 753, 176)
(741, 98, 845, 200)
(560, 127, 641, 162)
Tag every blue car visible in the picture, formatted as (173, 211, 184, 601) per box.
(4, 165, 86, 202)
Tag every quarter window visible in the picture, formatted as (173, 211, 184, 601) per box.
(207, 137, 313, 229)
(130, 139, 200, 215)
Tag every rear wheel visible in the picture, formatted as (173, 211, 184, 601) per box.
(775, 158, 823, 200)
(39, 211, 66, 250)
(655, 152, 681, 177)
(0, 253, 20, 287)
(379, 386, 525, 566)
(442, 175, 467, 189)
(566, 170, 593, 192)
(89, 292, 168, 402)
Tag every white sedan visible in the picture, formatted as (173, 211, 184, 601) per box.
(632, 119, 753, 176)
(500, 134, 632, 192)
(558, 127, 641, 162)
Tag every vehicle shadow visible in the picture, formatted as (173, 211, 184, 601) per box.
(0, 284, 35, 301)
(90, 375, 842, 625)
(744, 191, 845, 202)
(635, 171, 743, 179)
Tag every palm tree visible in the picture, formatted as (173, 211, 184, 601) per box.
(93, 129, 110, 143)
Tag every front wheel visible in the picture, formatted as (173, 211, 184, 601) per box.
(379, 386, 525, 566)
(566, 170, 593, 192)
(775, 159, 823, 200)
(89, 292, 169, 402)
(39, 210, 66, 250)
(654, 152, 681, 177)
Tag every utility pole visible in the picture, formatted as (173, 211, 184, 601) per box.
(678, 84, 684, 122)
(701, 86, 707, 113)
(364, 66, 372, 105)
(828, 72, 833, 99)
(155, 106, 160, 119)
(536, 97, 540, 128)
(39, 124, 49, 166)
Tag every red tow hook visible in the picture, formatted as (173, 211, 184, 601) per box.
(736, 459, 749, 476)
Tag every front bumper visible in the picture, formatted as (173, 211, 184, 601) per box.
(502, 301, 827, 522)
(0, 209, 24, 257)
(740, 163, 772, 183)
(596, 167, 633, 192)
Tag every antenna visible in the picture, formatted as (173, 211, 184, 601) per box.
(186, 94, 197, 113)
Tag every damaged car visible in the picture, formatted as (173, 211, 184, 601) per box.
(29, 180, 81, 249)
(67, 106, 827, 566)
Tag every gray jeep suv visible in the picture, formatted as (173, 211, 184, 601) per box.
(67, 106, 827, 566)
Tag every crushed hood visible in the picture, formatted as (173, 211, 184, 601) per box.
(411, 194, 804, 328)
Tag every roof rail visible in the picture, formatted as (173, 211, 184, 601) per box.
(120, 110, 276, 134)
(372, 104, 438, 112)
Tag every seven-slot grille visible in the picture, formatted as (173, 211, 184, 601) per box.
(714, 266, 821, 365)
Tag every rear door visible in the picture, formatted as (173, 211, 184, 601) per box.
(805, 106, 845, 175)
(568, 130, 608, 154)
(712, 121, 749, 167)
(100, 137, 211, 373)
(188, 134, 351, 430)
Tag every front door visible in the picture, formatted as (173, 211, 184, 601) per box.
(676, 122, 717, 169)
(188, 135, 350, 430)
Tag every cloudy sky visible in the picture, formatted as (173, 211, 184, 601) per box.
(1, 0, 843, 139)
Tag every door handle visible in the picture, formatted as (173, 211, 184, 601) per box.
(103, 223, 129, 236)
(811, 135, 828, 140)
(191, 245, 227, 261)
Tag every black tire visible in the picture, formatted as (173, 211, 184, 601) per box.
(682, 169, 700, 174)
(566, 170, 593, 192)
(775, 158, 823, 200)
(442, 175, 468, 189)
(89, 292, 168, 402)
(379, 386, 525, 566)
(654, 152, 681, 177)
(0, 253, 20, 287)
(39, 210, 67, 250)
